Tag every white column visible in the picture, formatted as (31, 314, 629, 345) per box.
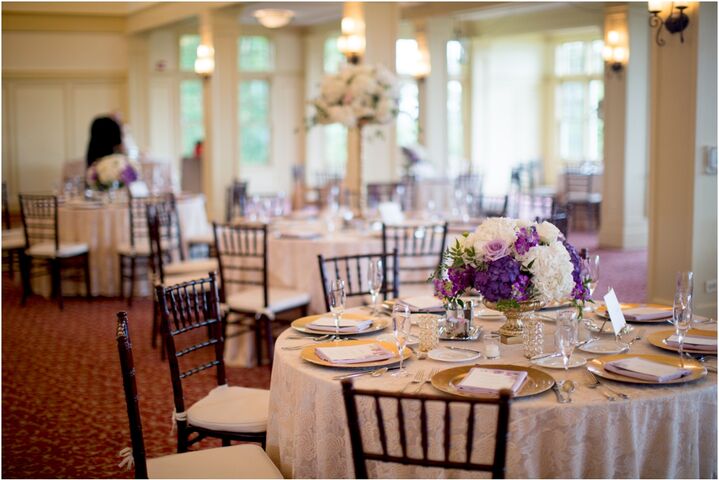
(362, 2, 399, 184)
(647, 2, 717, 318)
(599, 4, 650, 249)
(200, 11, 237, 221)
(424, 17, 452, 172)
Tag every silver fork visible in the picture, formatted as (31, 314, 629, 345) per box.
(402, 370, 425, 393)
(584, 370, 618, 401)
(415, 368, 438, 393)
(588, 370, 630, 399)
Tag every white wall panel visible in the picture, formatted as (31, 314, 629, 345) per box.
(148, 77, 176, 161)
(71, 83, 124, 159)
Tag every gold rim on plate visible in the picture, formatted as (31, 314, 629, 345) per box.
(587, 353, 707, 385)
(291, 313, 389, 335)
(595, 303, 672, 322)
(300, 339, 411, 368)
(430, 364, 555, 399)
(646, 328, 717, 354)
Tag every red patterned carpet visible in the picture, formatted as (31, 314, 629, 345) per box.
(2, 231, 646, 478)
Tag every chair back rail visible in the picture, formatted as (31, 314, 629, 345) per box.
(382, 222, 447, 286)
(155, 273, 227, 417)
(116, 312, 149, 479)
(479, 195, 509, 218)
(146, 199, 184, 283)
(317, 250, 400, 312)
(19, 194, 59, 250)
(2, 181, 11, 230)
(341, 381, 511, 479)
(225, 180, 248, 222)
(128, 192, 174, 250)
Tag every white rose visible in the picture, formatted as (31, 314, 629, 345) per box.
(320, 77, 346, 104)
(536, 221, 561, 243)
(521, 242, 575, 303)
(374, 97, 394, 124)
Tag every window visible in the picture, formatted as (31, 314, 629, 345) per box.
(554, 39, 604, 163)
(322, 36, 347, 176)
(179, 34, 204, 156)
(395, 39, 419, 147)
(446, 39, 468, 171)
(238, 36, 273, 165)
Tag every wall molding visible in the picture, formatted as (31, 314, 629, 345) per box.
(2, 70, 127, 81)
(2, 12, 126, 33)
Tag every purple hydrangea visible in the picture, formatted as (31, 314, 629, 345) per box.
(563, 239, 589, 301)
(474, 256, 524, 302)
(119, 165, 138, 185)
(447, 266, 475, 296)
(511, 273, 532, 302)
(514, 226, 540, 255)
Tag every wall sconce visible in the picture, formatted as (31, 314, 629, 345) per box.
(337, 2, 365, 64)
(194, 44, 214, 78)
(412, 49, 431, 79)
(603, 30, 628, 73)
(648, 0, 690, 46)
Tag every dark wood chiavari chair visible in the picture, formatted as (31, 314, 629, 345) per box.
(118, 192, 173, 306)
(479, 195, 509, 218)
(155, 273, 270, 452)
(115, 311, 281, 479)
(18, 194, 91, 309)
(563, 167, 601, 231)
(341, 380, 512, 479)
(317, 250, 400, 312)
(381, 222, 447, 295)
(213, 222, 309, 366)
(2, 181, 25, 277)
(225, 180, 248, 223)
(367, 182, 412, 211)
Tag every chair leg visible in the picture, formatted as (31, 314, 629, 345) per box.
(264, 315, 274, 367)
(83, 253, 91, 299)
(177, 426, 189, 454)
(128, 256, 136, 307)
(20, 253, 31, 306)
(52, 259, 63, 311)
(7, 250, 14, 277)
(254, 315, 264, 367)
(222, 438, 231, 447)
(152, 297, 159, 349)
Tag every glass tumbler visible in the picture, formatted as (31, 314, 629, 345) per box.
(483, 332, 501, 360)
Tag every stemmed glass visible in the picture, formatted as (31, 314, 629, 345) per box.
(328, 279, 346, 336)
(391, 303, 411, 377)
(367, 259, 384, 316)
(673, 271, 694, 367)
(555, 310, 578, 371)
(581, 254, 600, 309)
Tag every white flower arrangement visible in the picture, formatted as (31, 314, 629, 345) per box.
(308, 64, 400, 128)
(86, 154, 138, 191)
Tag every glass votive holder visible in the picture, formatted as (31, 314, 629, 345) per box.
(522, 314, 544, 359)
(417, 314, 440, 356)
(483, 332, 501, 360)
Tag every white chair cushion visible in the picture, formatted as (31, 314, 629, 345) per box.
(116, 241, 151, 257)
(186, 233, 214, 245)
(162, 271, 217, 287)
(227, 287, 310, 314)
(566, 192, 602, 204)
(165, 258, 218, 275)
(147, 443, 282, 479)
(3, 229, 25, 250)
(187, 385, 269, 433)
(26, 242, 88, 258)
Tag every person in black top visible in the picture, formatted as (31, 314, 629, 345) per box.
(86, 116, 123, 167)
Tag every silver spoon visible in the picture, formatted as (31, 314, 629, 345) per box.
(552, 381, 570, 403)
(562, 380, 576, 402)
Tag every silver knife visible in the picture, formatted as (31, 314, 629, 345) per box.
(445, 346, 483, 355)
(530, 339, 595, 361)
(333, 366, 399, 381)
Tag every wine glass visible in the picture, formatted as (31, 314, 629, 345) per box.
(673, 271, 694, 367)
(581, 254, 600, 311)
(555, 310, 578, 371)
(391, 303, 411, 377)
(328, 279, 346, 336)
(367, 259, 384, 316)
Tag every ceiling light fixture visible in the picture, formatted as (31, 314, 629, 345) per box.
(254, 9, 295, 29)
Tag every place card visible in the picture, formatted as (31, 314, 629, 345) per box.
(603, 289, 627, 336)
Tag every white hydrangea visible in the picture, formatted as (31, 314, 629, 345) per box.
(536, 221, 561, 244)
(471, 217, 519, 257)
(520, 242, 575, 303)
(96, 154, 126, 184)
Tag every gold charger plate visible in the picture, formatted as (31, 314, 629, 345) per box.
(646, 328, 717, 354)
(291, 313, 389, 335)
(300, 339, 411, 368)
(586, 353, 707, 385)
(595, 303, 672, 323)
(430, 364, 555, 399)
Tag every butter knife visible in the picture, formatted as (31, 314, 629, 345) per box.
(445, 346, 483, 355)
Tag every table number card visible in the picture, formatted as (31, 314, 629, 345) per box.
(603, 288, 627, 335)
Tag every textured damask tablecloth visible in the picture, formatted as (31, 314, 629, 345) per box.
(266, 316, 717, 478)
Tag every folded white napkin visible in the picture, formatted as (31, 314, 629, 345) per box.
(307, 317, 373, 333)
(277, 230, 322, 240)
(315, 343, 394, 364)
(604, 357, 691, 382)
(666, 334, 717, 351)
(623, 306, 672, 321)
(456, 367, 528, 395)
(398, 296, 444, 312)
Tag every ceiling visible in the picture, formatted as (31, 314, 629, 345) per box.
(2, 2, 156, 16)
(237, 2, 344, 27)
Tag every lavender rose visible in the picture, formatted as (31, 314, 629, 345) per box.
(484, 239, 510, 262)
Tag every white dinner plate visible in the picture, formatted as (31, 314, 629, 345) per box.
(376, 333, 420, 347)
(579, 339, 629, 355)
(428, 347, 481, 363)
(531, 355, 587, 369)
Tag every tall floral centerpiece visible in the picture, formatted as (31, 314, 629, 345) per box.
(432, 218, 590, 337)
(86, 154, 139, 193)
(308, 64, 400, 207)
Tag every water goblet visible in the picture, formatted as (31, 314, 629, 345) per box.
(581, 254, 600, 312)
(366, 259, 384, 316)
(555, 310, 578, 371)
(391, 303, 411, 377)
(673, 271, 694, 367)
(328, 279, 346, 335)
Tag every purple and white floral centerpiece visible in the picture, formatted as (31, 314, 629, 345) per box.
(86, 154, 138, 192)
(431, 217, 589, 336)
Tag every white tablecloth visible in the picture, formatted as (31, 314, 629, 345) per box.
(266, 315, 717, 478)
(34, 194, 209, 297)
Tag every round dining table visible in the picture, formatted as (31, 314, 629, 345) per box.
(266, 312, 717, 478)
